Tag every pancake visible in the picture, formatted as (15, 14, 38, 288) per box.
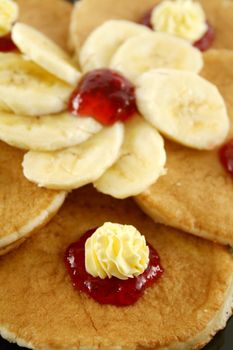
(70, 0, 233, 246)
(136, 50, 233, 246)
(0, 0, 72, 254)
(69, 0, 233, 52)
(0, 141, 66, 255)
(18, 0, 72, 50)
(0, 186, 232, 350)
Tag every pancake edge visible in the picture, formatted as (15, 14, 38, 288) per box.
(135, 197, 233, 247)
(0, 266, 232, 350)
(0, 191, 66, 250)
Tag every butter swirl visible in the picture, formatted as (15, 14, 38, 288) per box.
(0, 0, 18, 36)
(85, 222, 149, 280)
(151, 0, 207, 43)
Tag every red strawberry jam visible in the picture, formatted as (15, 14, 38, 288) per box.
(0, 34, 17, 52)
(193, 22, 215, 52)
(64, 228, 163, 307)
(68, 69, 137, 126)
(138, 7, 215, 52)
(219, 139, 233, 176)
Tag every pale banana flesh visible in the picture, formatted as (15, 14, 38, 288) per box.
(0, 0, 18, 36)
(136, 69, 230, 150)
(23, 123, 124, 190)
(0, 112, 102, 151)
(0, 53, 72, 116)
(12, 23, 81, 86)
(94, 116, 166, 199)
(79, 20, 151, 72)
(0, 17, 229, 197)
(110, 32, 203, 82)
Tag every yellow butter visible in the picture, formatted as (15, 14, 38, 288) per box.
(0, 0, 18, 37)
(151, 0, 207, 43)
(85, 222, 149, 280)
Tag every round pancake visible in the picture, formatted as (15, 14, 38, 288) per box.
(69, 0, 233, 52)
(0, 186, 232, 350)
(70, 0, 233, 246)
(136, 50, 233, 246)
(0, 0, 72, 254)
(0, 141, 66, 255)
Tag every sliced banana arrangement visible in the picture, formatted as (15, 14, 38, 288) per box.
(23, 123, 124, 190)
(0, 112, 102, 151)
(12, 23, 81, 86)
(0, 53, 73, 116)
(136, 69, 229, 150)
(0, 15, 230, 198)
(79, 20, 151, 72)
(110, 32, 203, 82)
(94, 116, 166, 198)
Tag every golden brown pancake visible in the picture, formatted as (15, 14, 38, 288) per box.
(18, 0, 72, 50)
(0, 141, 66, 255)
(0, 0, 73, 254)
(69, 0, 233, 52)
(0, 3, 232, 349)
(70, 0, 233, 246)
(136, 50, 233, 246)
(0, 186, 232, 350)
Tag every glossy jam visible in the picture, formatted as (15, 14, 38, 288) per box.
(68, 69, 137, 126)
(0, 34, 17, 52)
(64, 228, 163, 307)
(219, 139, 233, 176)
(193, 22, 215, 52)
(138, 7, 215, 52)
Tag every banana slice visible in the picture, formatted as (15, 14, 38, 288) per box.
(0, 53, 72, 116)
(136, 69, 229, 150)
(0, 0, 18, 36)
(79, 20, 151, 72)
(110, 32, 203, 82)
(23, 123, 124, 190)
(0, 112, 102, 151)
(12, 23, 81, 85)
(94, 116, 166, 198)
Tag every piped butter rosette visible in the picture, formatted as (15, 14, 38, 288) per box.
(151, 0, 208, 43)
(85, 222, 149, 280)
(0, 5, 229, 199)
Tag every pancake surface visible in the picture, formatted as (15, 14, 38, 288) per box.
(0, 186, 233, 350)
(70, 0, 233, 246)
(0, 141, 66, 254)
(0, 0, 73, 254)
(136, 50, 233, 246)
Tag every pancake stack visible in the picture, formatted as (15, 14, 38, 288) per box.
(0, 0, 232, 349)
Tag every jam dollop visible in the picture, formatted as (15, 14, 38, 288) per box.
(219, 139, 233, 176)
(0, 34, 17, 52)
(68, 68, 137, 126)
(138, 8, 214, 52)
(193, 22, 215, 52)
(64, 228, 163, 307)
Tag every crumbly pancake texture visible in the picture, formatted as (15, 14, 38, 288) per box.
(0, 0, 72, 254)
(0, 186, 233, 350)
(70, 0, 233, 246)
(70, 0, 233, 52)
